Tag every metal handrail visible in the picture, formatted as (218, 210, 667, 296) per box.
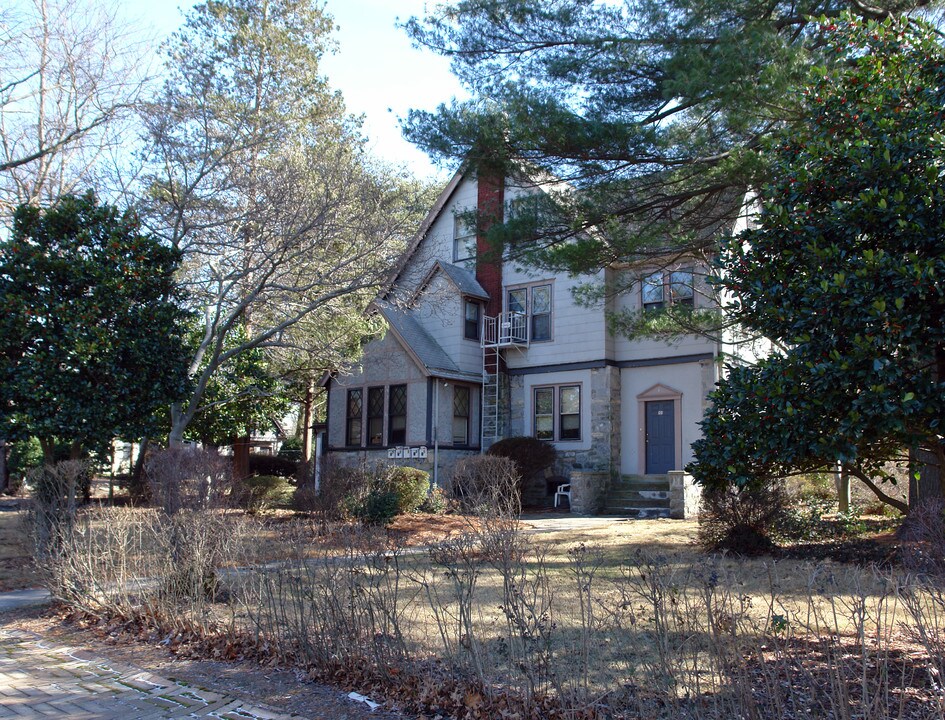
(482, 311, 528, 347)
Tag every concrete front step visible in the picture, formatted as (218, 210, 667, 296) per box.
(603, 506, 672, 519)
(605, 497, 671, 510)
(608, 490, 670, 502)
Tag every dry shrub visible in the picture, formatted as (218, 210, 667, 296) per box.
(144, 447, 235, 514)
(899, 496, 945, 576)
(448, 454, 521, 517)
(27, 460, 88, 571)
(293, 456, 374, 522)
(698, 482, 789, 555)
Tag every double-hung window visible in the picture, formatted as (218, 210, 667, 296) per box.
(388, 384, 407, 445)
(534, 385, 581, 442)
(346, 389, 363, 446)
(453, 215, 477, 263)
(367, 387, 384, 446)
(507, 283, 553, 342)
(464, 300, 481, 341)
(642, 268, 694, 309)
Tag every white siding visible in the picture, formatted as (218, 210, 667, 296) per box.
(618, 360, 715, 475)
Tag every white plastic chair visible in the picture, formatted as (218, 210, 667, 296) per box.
(554, 483, 572, 508)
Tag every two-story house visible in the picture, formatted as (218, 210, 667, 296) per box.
(323, 166, 749, 517)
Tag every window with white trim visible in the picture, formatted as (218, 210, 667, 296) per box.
(507, 282, 553, 341)
(533, 384, 581, 442)
(453, 215, 477, 263)
(464, 300, 481, 341)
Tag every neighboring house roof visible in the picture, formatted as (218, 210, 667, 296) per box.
(376, 302, 481, 383)
(412, 260, 489, 304)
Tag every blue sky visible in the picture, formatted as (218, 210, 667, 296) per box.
(125, 0, 465, 181)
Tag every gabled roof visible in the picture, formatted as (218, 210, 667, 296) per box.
(412, 260, 489, 304)
(382, 165, 469, 296)
(376, 302, 481, 383)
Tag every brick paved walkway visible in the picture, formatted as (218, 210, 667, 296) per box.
(0, 628, 299, 719)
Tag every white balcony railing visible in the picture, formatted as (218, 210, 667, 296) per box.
(482, 311, 528, 347)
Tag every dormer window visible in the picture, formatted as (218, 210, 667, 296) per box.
(453, 216, 476, 263)
(464, 300, 481, 341)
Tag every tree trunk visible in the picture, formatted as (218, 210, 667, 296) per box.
(301, 378, 314, 464)
(232, 435, 250, 481)
(835, 463, 851, 513)
(910, 447, 943, 508)
(0, 440, 8, 495)
(39, 437, 56, 465)
(131, 438, 150, 488)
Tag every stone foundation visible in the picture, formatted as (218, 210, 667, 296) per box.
(325, 447, 479, 488)
(668, 470, 701, 519)
(570, 470, 608, 515)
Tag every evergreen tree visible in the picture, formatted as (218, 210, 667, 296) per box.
(0, 193, 189, 462)
(404, 0, 935, 273)
(690, 15, 945, 508)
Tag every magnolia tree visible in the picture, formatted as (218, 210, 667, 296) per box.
(690, 15, 945, 510)
(0, 193, 189, 464)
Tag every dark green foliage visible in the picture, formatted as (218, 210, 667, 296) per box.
(0, 193, 189, 454)
(487, 436, 556, 478)
(384, 466, 430, 514)
(248, 454, 298, 479)
(5, 437, 42, 494)
(691, 16, 945, 500)
(357, 490, 400, 525)
(185, 323, 291, 446)
(403, 0, 928, 277)
(277, 437, 303, 461)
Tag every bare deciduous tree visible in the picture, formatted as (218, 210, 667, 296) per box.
(0, 0, 150, 214)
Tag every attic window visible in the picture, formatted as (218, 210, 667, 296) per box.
(453, 216, 476, 263)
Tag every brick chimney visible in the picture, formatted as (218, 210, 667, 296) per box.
(475, 165, 504, 318)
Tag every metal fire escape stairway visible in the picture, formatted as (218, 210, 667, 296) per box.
(481, 312, 528, 447)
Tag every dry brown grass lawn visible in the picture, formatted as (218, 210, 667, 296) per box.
(0, 501, 39, 591)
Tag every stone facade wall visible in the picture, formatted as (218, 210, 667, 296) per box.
(507, 366, 621, 512)
(324, 447, 479, 489)
(570, 471, 608, 515)
(668, 470, 702, 519)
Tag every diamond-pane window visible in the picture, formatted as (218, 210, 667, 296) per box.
(367, 387, 384, 446)
(346, 389, 362, 446)
(388, 385, 406, 444)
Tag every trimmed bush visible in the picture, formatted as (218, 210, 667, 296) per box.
(357, 490, 400, 525)
(384, 466, 429, 514)
(248, 453, 298, 478)
(277, 437, 303, 461)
